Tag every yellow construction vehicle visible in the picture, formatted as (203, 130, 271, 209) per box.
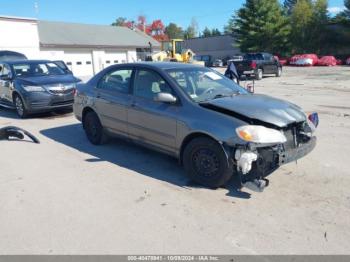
(147, 39, 204, 65)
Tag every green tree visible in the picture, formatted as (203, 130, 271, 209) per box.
(111, 17, 127, 26)
(211, 28, 221, 36)
(311, 0, 329, 53)
(344, 0, 350, 19)
(284, 0, 297, 15)
(231, 0, 290, 55)
(202, 27, 212, 37)
(290, 0, 314, 52)
(165, 23, 184, 39)
(184, 18, 199, 39)
(290, 0, 330, 53)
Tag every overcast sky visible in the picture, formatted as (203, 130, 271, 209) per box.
(0, 0, 346, 32)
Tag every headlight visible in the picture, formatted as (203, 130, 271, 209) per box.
(236, 125, 287, 144)
(22, 85, 45, 92)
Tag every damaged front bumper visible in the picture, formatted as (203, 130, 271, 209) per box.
(234, 136, 317, 184)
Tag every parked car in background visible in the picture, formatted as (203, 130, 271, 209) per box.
(233, 53, 282, 80)
(225, 55, 244, 66)
(54, 60, 73, 74)
(0, 50, 27, 61)
(212, 59, 223, 67)
(74, 62, 317, 190)
(0, 60, 80, 118)
(193, 55, 212, 67)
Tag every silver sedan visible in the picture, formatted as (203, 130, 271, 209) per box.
(73, 62, 317, 190)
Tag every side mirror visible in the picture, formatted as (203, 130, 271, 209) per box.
(0, 73, 13, 81)
(154, 92, 177, 104)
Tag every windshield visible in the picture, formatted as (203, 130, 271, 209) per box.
(166, 67, 248, 103)
(12, 62, 66, 77)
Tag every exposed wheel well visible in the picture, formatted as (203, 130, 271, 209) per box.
(82, 107, 95, 129)
(12, 91, 20, 102)
(179, 132, 219, 164)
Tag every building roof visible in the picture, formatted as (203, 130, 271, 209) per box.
(38, 20, 160, 49)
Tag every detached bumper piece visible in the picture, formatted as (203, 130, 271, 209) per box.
(0, 126, 40, 143)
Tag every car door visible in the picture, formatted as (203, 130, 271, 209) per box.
(0, 63, 13, 104)
(94, 67, 133, 136)
(263, 53, 274, 74)
(127, 68, 179, 154)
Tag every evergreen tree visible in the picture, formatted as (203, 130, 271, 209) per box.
(231, 0, 290, 55)
(211, 28, 221, 36)
(165, 23, 184, 39)
(111, 17, 127, 26)
(202, 27, 212, 37)
(344, 0, 350, 19)
(284, 0, 298, 15)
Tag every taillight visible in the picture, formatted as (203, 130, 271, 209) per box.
(251, 61, 257, 69)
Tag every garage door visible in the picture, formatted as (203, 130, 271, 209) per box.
(63, 52, 94, 78)
(103, 51, 128, 68)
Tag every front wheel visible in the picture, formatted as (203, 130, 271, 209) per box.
(83, 111, 108, 145)
(183, 137, 233, 188)
(13, 94, 28, 118)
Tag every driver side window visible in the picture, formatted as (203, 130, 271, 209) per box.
(133, 69, 173, 100)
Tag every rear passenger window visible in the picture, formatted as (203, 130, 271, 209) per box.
(98, 69, 132, 94)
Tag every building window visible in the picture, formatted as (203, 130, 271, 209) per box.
(77, 62, 82, 65)
(106, 60, 111, 64)
(114, 60, 119, 64)
(86, 61, 92, 65)
(67, 62, 72, 66)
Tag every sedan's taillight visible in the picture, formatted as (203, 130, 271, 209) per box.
(251, 61, 257, 69)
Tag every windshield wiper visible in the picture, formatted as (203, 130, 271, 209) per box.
(212, 92, 240, 100)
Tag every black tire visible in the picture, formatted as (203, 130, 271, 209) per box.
(255, 68, 263, 80)
(83, 111, 108, 145)
(13, 94, 28, 118)
(183, 137, 233, 188)
(276, 66, 282, 77)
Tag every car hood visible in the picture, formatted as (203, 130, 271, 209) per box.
(201, 94, 306, 128)
(16, 74, 80, 86)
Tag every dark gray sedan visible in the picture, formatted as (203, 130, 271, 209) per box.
(0, 60, 80, 118)
(74, 62, 317, 190)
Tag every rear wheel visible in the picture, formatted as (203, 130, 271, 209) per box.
(255, 69, 263, 80)
(183, 137, 233, 188)
(13, 94, 28, 118)
(83, 111, 108, 145)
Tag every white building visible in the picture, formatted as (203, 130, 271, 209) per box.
(0, 15, 160, 79)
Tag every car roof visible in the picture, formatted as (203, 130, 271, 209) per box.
(120, 62, 205, 70)
(4, 60, 52, 65)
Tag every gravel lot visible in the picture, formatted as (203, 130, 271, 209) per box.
(0, 66, 349, 255)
